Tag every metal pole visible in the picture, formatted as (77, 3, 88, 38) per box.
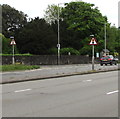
(12, 45, 15, 64)
(57, 3, 60, 65)
(92, 45, 94, 70)
(104, 23, 107, 56)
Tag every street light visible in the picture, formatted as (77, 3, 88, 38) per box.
(57, 3, 65, 65)
(10, 36, 16, 64)
(104, 23, 107, 56)
(57, 3, 60, 65)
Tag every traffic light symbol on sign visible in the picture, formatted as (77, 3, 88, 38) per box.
(89, 38, 97, 45)
(10, 39, 16, 45)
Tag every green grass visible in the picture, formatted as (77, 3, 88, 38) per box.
(0, 53, 33, 56)
(0, 64, 40, 72)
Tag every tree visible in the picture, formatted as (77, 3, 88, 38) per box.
(1, 4, 27, 38)
(44, 4, 63, 24)
(44, 2, 108, 55)
(60, 47, 80, 55)
(16, 18, 57, 55)
(51, 20, 82, 50)
(62, 1, 107, 38)
(44, 4, 58, 24)
(106, 26, 117, 52)
(114, 28, 120, 54)
(1, 33, 18, 54)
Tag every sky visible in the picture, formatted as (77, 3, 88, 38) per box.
(1, 0, 120, 27)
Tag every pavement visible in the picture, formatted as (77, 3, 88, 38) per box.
(1, 64, 119, 84)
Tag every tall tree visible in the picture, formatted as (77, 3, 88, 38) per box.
(16, 18, 57, 55)
(1, 4, 27, 38)
(114, 28, 120, 54)
(44, 2, 108, 55)
(44, 4, 63, 24)
(44, 4, 58, 24)
(106, 26, 117, 52)
(62, 1, 107, 38)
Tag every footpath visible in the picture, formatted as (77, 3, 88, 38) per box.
(1, 64, 119, 84)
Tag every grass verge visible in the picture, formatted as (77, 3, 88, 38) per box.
(0, 64, 40, 72)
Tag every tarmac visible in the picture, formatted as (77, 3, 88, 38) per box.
(1, 64, 119, 84)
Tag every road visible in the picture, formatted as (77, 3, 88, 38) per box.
(2, 71, 118, 117)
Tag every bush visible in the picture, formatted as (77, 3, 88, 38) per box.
(1, 34, 19, 54)
(60, 48, 80, 55)
(48, 48, 57, 55)
(79, 45, 92, 56)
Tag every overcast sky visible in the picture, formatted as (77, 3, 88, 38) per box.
(1, 0, 119, 27)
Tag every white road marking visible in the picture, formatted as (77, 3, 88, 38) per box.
(14, 89, 32, 93)
(83, 80, 92, 82)
(107, 90, 119, 95)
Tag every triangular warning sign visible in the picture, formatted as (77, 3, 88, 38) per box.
(89, 38, 97, 45)
(10, 39, 16, 45)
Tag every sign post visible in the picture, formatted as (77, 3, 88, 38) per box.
(10, 37, 16, 64)
(92, 45, 95, 70)
(89, 37, 97, 70)
(57, 44, 60, 65)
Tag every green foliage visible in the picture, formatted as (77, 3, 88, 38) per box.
(1, 3, 120, 56)
(97, 25, 120, 54)
(114, 28, 120, 54)
(1, 4, 27, 38)
(1, 33, 18, 54)
(1, 64, 40, 72)
(48, 1, 110, 55)
(79, 37, 92, 55)
(0, 53, 33, 56)
(44, 4, 62, 24)
(107, 26, 117, 52)
(16, 18, 57, 55)
(48, 48, 57, 55)
(60, 47, 80, 55)
(79, 45, 92, 55)
(62, 1, 107, 38)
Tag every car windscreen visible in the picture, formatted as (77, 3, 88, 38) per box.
(101, 56, 110, 59)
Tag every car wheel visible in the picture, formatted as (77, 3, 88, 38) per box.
(110, 62, 113, 65)
(100, 64, 103, 66)
(105, 64, 107, 66)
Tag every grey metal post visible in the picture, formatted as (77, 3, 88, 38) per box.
(10, 36, 15, 64)
(12, 45, 15, 64)
(92, 45, 95, 70)
(57, 3, 60, 65)
(90, 35, 95, 70)
(104, 23, 107, 56)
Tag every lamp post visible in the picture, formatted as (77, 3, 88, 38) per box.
(104, 23, 107, 56)
(10, 36, 16, 64)
(57, 3, 65, 65)
(57, 3, 60, 65)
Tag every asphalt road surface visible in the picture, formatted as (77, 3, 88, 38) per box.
(2, 71, 118, 117)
